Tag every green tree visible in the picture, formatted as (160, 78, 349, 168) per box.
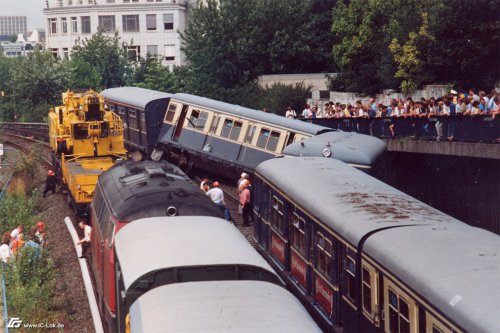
(132, 56, 179, 93)
(181, 0, 336, 99)
(260, 82, 312, 116)
(331, 0, 442, 94)
(71, 30, 132, 89)
(428, 0, 500, 90)
(389, 13, 435, 94)
(11, 50, 68, 122)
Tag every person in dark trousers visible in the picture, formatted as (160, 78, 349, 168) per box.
(239, 180, 252, 227)
(77, 221, 92, 259)
(43, 170, 57, 198)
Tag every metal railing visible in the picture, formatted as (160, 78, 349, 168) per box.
(304, 115, 499, 143)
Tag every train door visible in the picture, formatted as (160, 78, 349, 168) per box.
(173, 104, 188, 142)
(203, 113, 220, 150)
(237, 122, 256, 163)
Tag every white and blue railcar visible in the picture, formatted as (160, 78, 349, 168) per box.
(253, 157, 500, 333)
(114, 216, 321, 333)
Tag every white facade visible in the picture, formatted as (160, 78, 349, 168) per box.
(43, 0, 193, 67)
(0, 16, 28, 36)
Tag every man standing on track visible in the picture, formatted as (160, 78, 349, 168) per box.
(43, 170, 57, 198)
(206, 181, 231, 222)
(239, 180, 252, 227)
(77, 221, 92, 259)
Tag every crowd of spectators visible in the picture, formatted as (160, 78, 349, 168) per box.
(0, 222, 45, 264)
(287, 88, 499, 141)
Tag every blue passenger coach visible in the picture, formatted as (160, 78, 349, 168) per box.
(253, 157, 500, 333)
(155, 93, 386, 176)
(101, 87, 172, 157)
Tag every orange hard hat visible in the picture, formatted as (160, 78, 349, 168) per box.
(47, 170, 55, 176)
(37, 221, 45, 230)
(213, 181, 219, 187)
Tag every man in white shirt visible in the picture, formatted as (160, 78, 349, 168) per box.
(285, 106, 297, 119)
(10, 225, 24, 242)
(301, 104, 311, 118)
(206, 181, 230, 222)
(77, 221, 92, 259)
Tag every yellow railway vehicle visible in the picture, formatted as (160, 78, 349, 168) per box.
(49, 90, 127, 216)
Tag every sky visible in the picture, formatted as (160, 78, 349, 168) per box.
(0, 0, 45, 30)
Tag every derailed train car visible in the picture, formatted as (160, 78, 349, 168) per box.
(114, 217, 323, 333)
(155, 93, 385, 176)
(253, 157, 500, 333)
(101, 87, 386, 178)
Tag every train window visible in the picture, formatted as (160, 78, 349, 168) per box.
(289, 213, 306, 255)
(140, 112, 146, 131)
(425, 313, 453, 333)
(362, 268, 372, 313)
(73, 124, 89, 139)
(128, 109, 138, 129)
(220, 118, 243, 141)
(362, 262, 379, 324)
(99, 203, 111, 235)
(345, 256, 356, 303)
(105, 219, 115, 247)
(244, 124, 256, 144)
(315, 232, 333, 280)
(256, 128, 270, 148)
(187, 109, 209, 131)
(256, 128, 281, 152)
(271, 196, 284, 235)
(388, 289, 410, 333)
(117, 106, 125, 116)
(267, 131, 280, 151)
(164, 103, 177, 123)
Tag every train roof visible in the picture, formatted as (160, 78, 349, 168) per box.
(114, 217, 279, 291)
(97, 160, 222, 220)
(128, 280, 322, 333)
(366, 224, 500, 333)
(172, 93, 330, 136)
(255, 157, 462, 247)
(282, 131, 386, 169)
(101, 87, 172, 109)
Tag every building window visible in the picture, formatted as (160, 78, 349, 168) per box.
(164, 44, 175, 61)
(63, 48, 69, 59)
(98, 15, 115, 33)
(71, 17, 77, 32)
(146, 45, 158, 56)
(68, 0, 73, 5)
(81, 16, 91, 34)
(51, 48, 58, 59)
(49, 18, 57, 34)
(122, 15, 139, 32)
(126, 45, 140, 61)
(61, 18, 67, 34)
(163, 14, 173, 30)
(106, 0, 115, 2)
(146, 14, 156, 31)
